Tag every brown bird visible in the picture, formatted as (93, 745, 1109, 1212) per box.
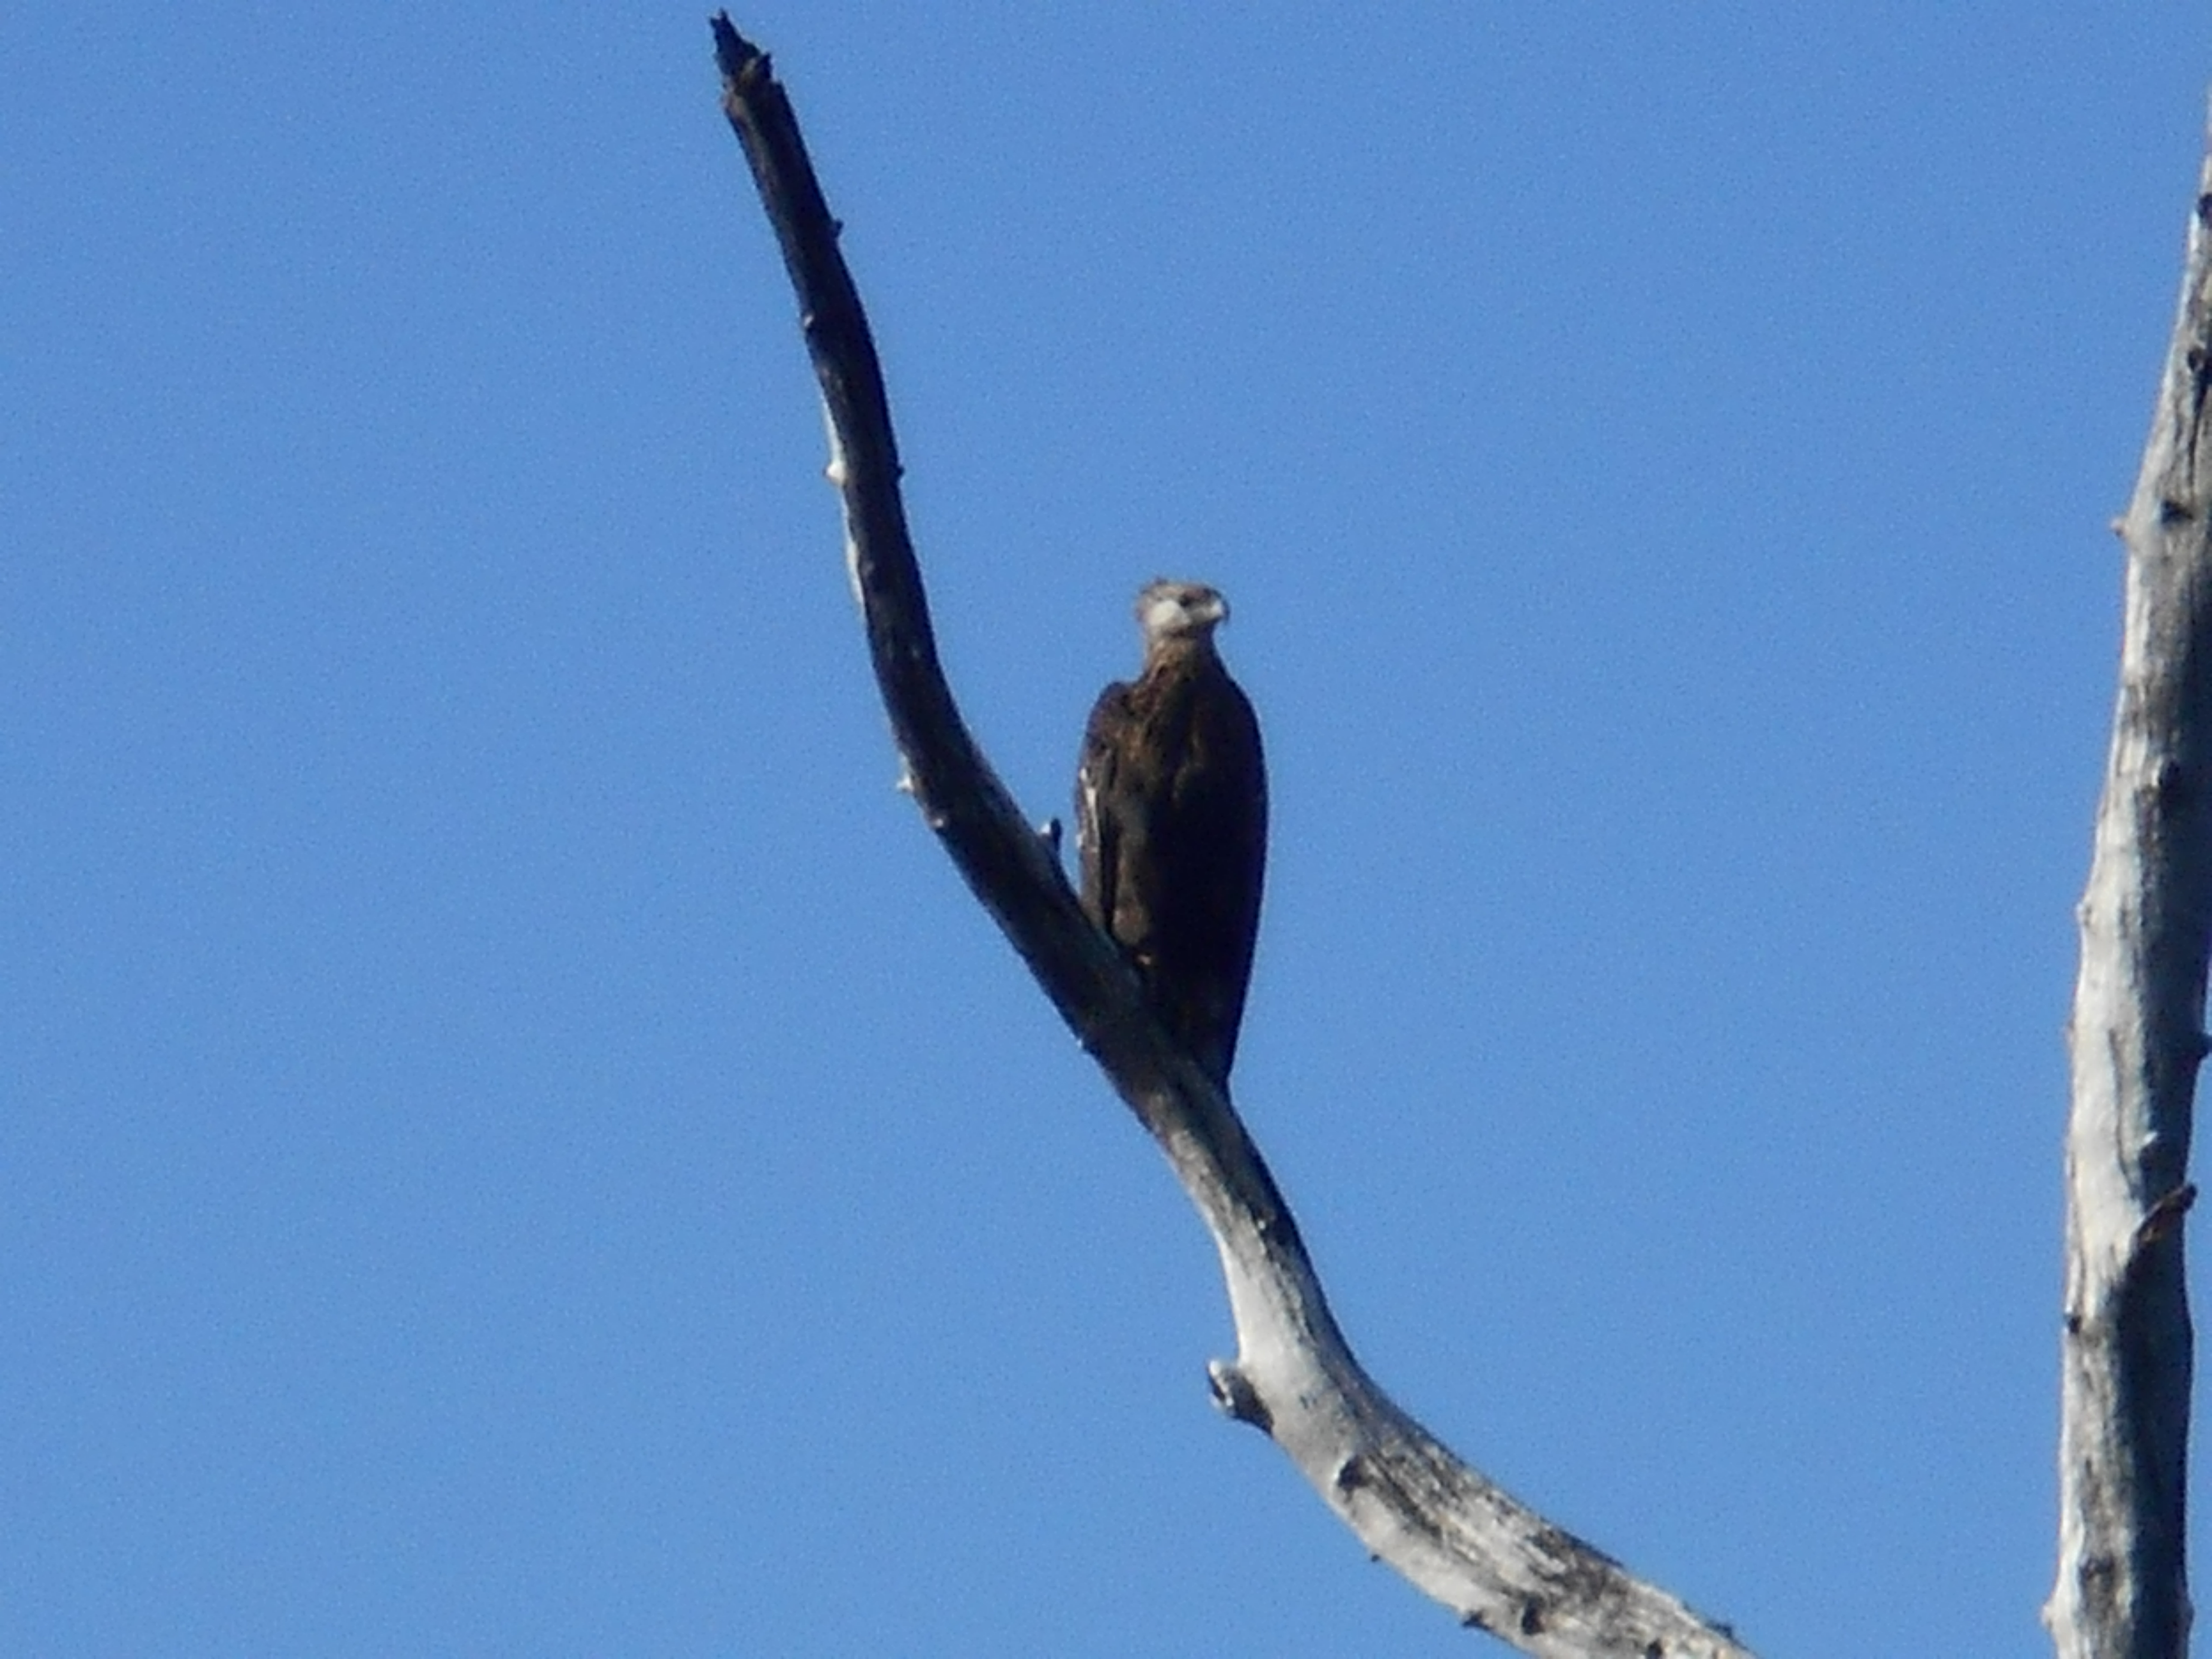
(1075, 580, 1267, 1086)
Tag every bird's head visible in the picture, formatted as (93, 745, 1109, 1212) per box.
(1136, 579, 1230, 648)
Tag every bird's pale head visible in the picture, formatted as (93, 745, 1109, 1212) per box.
(1135, 579, 1229, 647)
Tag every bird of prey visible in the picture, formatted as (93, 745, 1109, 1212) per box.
(1075, 579, 1267, 1086)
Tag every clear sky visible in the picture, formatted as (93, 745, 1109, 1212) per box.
(6, 6, 2211, 1656)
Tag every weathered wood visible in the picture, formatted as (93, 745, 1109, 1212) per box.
(712, 17, 1754, 1654)
(2045, 140, 2212, 1659)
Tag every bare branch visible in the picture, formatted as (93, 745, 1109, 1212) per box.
(2046, 137, 2212, 1659)
(712, 18, 1753, 1656)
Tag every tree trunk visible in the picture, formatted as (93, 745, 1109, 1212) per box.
(2046, 132, 2212, 1659)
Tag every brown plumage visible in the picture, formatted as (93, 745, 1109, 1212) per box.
(1076, 579, 1267, 1086)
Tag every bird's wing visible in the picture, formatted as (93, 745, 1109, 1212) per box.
(1074, 686, 1129, 933)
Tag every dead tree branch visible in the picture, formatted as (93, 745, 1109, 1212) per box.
(2047, 137, 2212, 1659)
(712, 17, 1753, 1656)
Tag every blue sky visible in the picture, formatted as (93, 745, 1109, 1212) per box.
(6, 6, 2211, 1655)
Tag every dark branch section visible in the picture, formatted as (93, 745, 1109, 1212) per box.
(709, 23, 941, 804)
(713, 21, 1753, 1655)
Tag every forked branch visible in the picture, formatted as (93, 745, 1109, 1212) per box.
(712, 18, 1752, 1655)
(2047, 138, 2212, 1659)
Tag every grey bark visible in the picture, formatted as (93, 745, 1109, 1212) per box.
(2045, 139, 2212, 1659)
(713, 18, 1753, 1656)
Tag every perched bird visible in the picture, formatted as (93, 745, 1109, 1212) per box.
(1075, 579, 1267, 1086)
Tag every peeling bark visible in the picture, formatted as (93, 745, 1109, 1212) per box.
(2045, 142, 2212, 1659)
(712, 18, 1751, 1656)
